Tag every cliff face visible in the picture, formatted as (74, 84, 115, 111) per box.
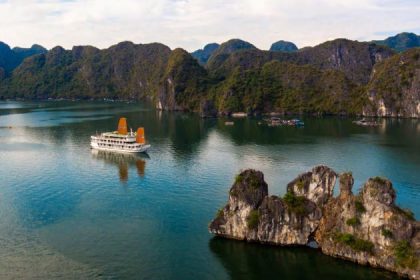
(296, 39, 394, 85)
(209, 166, 419, 279)
(363, 48, 420, 118)
(158, 48, 208, 111)
(316, 174, 419, 278)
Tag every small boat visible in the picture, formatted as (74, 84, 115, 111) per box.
(231, 112, 248, 118)
(352, 119, 379, 127)
(90, 117, 150, 153)
(266, 117, 304, 127)
(225, 121, 234, 126)
(290, 119, 305, 126)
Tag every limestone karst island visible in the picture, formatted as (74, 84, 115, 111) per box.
(0, 1, 419, 279)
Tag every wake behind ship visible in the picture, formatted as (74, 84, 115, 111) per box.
(90, 118, 150, 153)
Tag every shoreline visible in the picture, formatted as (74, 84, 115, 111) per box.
(1, 98, 419, 119)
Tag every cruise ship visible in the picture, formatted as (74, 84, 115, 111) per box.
(90, 118, 150, 153)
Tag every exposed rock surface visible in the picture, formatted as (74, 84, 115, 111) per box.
(209, 166, 419, 279)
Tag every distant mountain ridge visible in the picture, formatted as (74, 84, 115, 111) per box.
(373, 32, 420, 52)
(191, 43, 219, 65)
(0, 32, 419, 118)
(206, 39, 257, 70)
(0, 42, 47, 76)
(269, 40, 298, 52)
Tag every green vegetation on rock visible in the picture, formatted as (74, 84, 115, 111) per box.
(355, 200, 366, 213)
(372, 176, 388, 184)
(393, 240, 418, 269)
(217, 208, 224, 219)
(234, 174, 243, 184)
(247, 210, 260, 229)
(283, 191, 307, 215)
(234, 171, 261, 189)
(381, 228, 393, 238)
(346, 217, 360, 227)
(296, 180, 305, 191)
(334, 233, 374, 253)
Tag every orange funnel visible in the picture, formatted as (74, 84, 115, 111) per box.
(136, 127, 145, 144)
(118, 118, 128, 135)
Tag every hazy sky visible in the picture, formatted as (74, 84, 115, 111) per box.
(0, 0, 419, 51)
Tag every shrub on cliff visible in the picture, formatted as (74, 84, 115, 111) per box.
(381, 228, 393, 238)
(394, 240, 418, 269)
(334, 233, 374, 253)
(355, 200, 366, 213)
(247, 210, 259, 229)
(346, 217, 360, 227)
(283, 191, 307, 215)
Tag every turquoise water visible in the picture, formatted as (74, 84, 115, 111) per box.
(0, 101, 418, 279)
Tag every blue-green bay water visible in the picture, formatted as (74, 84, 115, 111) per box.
(0, 101, 418, 279)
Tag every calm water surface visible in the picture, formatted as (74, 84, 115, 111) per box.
(0, 101, 418, 279)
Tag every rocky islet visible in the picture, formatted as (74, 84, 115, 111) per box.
(209, 166, 419, 279)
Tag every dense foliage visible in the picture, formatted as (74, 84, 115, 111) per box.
(1, 42, 171, 100)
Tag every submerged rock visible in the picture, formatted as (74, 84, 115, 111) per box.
(209, 167, 419, 279)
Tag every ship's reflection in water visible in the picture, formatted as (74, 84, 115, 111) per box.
(91, 150, 149, 182)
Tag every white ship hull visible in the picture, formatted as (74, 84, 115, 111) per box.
(90, 142, 150, 153)
(90, 133, 150, 154)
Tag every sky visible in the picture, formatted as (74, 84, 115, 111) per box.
(0, 0, 419, 51)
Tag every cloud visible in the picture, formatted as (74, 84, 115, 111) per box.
(0, 0, 419, 51)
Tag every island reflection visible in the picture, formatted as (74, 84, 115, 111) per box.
(208, 238, 397, 280)
(91, 149, 148, 182)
